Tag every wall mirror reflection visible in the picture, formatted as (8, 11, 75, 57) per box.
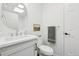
(1, 3, 27, 31)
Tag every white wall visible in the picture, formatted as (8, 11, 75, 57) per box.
(25, 3, 43, 45)
(42, 3, 64, 56)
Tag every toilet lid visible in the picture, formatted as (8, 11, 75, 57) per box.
(39, 45, 53, 53)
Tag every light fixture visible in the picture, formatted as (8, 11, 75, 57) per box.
(18, 4, 24, 8)
(14, 7, 24, 13)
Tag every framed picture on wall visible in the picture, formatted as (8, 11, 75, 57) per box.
(33, 24, 40, 32)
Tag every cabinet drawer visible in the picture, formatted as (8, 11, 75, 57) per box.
(9, 46, 35, 56)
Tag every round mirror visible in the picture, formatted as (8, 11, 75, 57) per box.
(1, 3, 27, 31)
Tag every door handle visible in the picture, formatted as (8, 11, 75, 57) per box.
(64, 33, 70, 35)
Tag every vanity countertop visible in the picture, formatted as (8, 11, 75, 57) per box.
(0, 35, 38, 48)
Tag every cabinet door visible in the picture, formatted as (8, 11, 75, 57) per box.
(9, 46, 35, 56)
(0, 40, 36, 56)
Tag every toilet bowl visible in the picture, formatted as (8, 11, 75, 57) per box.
(38, 45, 53, 56)
(36, 35, 53, 56)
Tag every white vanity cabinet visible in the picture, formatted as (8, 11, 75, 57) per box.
(0, 38, 37, 56)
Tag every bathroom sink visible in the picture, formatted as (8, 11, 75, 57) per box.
(0, 35, 38, 48)
(5, 35, 38, 41)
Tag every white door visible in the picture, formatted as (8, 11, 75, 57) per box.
(64, 4, 79, 56)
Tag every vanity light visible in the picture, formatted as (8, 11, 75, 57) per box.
(18, 4, 24, 8)
(14, 7, 24, 13)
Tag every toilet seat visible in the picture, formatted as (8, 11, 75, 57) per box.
(38, 45, 53, 56)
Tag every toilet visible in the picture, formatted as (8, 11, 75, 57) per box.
(37, 37, 54, 56)
(38, 45, 53, 56)
(37, 33, 54, 56)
